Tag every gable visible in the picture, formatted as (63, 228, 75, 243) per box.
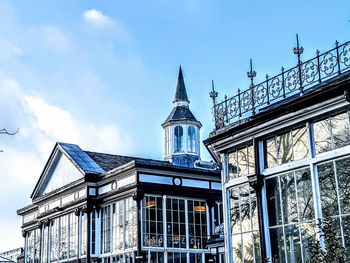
(39, 150, 84, 196)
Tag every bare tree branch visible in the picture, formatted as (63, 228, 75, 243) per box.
(0, 128, 19, 135)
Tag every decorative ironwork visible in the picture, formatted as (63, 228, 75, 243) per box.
(211, 38, 350, 130)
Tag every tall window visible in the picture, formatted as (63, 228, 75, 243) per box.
(188, 126, 196, 153)
(188, 200, 207, 249)
(81, 212, 87, 256)
(228, 144, 255, 180)
(166, 198, 186, 248)
(174, 126, 184, 152)
(266, 168, 315, 262)
(125, 197, 137, 249)
(42, 224, 48, 263)
(69, 213, 78, 258)
(229, 185, 261, 263)
(165, 127, 171, 155)
(59, 214, 69, 260)
(101, 206, 112, 253)
(143, 196, 163, 247)
(50, 218, 59, 262)
(318, 157, 350, 252)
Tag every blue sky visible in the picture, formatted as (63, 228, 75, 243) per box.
(0, 0, 349, 251)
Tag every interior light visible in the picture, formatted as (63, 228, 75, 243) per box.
(193, 205, 206, 212)
(146, 200, 156, 208)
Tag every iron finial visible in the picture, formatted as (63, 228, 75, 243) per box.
(247, 58, 256, 88)
(209, 80, 218, 106)
(293, 34, 304, 55)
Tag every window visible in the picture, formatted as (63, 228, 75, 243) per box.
(101, 206, 112, 253)
(59, 214, 69, 260)
(318, 157, 350, 252)
(229, 185, 261, 263)
(314, 112, 350, 154)
(125, 197, 137, 249)
(42, 225, 49, 263)
(166, 198, 186, 248)
(188, 200, 207, 249)
(81, 212, 87, 256)
(167, 252, 187, 263)
(188, 126, 196, 153)
(174, 126, 184, 152)
(50, 218, 59, 262)
(165, 127, 171, 155)
(266, 168, 315, 263)
(69, 213, 78, 258)
(265, 126, 309, 168)
(228, 144, 255, 179)
(143, 196, 164, 247)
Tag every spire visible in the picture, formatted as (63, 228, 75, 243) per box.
(173, 65, 189, 103)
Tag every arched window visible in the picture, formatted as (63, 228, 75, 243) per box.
(165, 127, 171, 155)
(174, 126, 184, 152)
(188, 126, 196, 153)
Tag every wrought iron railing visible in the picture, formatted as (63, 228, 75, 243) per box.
(210, 36, 350, 130)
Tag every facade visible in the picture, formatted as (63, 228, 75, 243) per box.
(17, 68, 222, 263)
(204, 39, 350, 262)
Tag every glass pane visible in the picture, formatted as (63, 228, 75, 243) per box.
(318, 162, 339, 217)
(238, 147, 248, 176)
(266, 137, 278, 168)
(314, 118, 332, 154)
(248, 145, 255, 175)
(280, 173, 298, 224)
(242, 232, 254, 262)
(331, 112, 350, 149)
(300, 222, 316, 261)
(277, 131, 293, 165)
(269, 227, 286, 263)
(284, 225, 302, 263)
(230, 188, 241, 234)
(232, 234, 243, 263)
(228, 151, 238, 179)
(240, 185, 252, 233)
(336, 158, 350, 214)
(266, 177, 282, 226)
(342, 216, 350, 254)
(253, 231, 261, 263)
(292, 127, 309, 161)
(295, 168, 314, 221)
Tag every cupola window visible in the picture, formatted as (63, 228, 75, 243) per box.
(174, 126, 184, 152)
(188, 126, 196, 153)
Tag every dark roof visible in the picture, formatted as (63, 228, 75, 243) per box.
(174, 66, 189, 103)
(163, 106, 200, 124)
(85, 151, 139, 171)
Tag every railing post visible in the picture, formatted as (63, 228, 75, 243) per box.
(336, 40, 341, 75)
(266, 74, 270, 105)
(209, 80, 219, 129)
(247, 59, 257, 116)
(224, 95, 229, 124)
(238, 89, 242, 118)
(293, 34, 304, 95)
(316, 49, 322, 83)
(281, 66, 286, 98)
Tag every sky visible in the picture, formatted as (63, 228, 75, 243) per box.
(0, 0, 349, 251)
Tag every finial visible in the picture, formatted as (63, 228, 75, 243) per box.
(247, 58, 256, 88)
(293, 34, 304, 55)
(209, 80, 218, 106)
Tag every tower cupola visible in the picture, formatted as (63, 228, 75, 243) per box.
(162, 66, 202, 167)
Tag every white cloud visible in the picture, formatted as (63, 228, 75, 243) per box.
(36, 25, 71, 53)
(83, 9, 113, 28)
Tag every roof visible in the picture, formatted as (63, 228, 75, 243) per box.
(163, 106, 200, 125)
(174, 66, 189, 103)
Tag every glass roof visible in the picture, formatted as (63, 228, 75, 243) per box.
(59, 143, 105, 174)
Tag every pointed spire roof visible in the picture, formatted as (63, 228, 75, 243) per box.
(173, 66, 189, 103)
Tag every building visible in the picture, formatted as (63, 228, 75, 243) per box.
(204, 38, 350, 262)
(0, 248, 23, 263)
(17, 67, 222, 263)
